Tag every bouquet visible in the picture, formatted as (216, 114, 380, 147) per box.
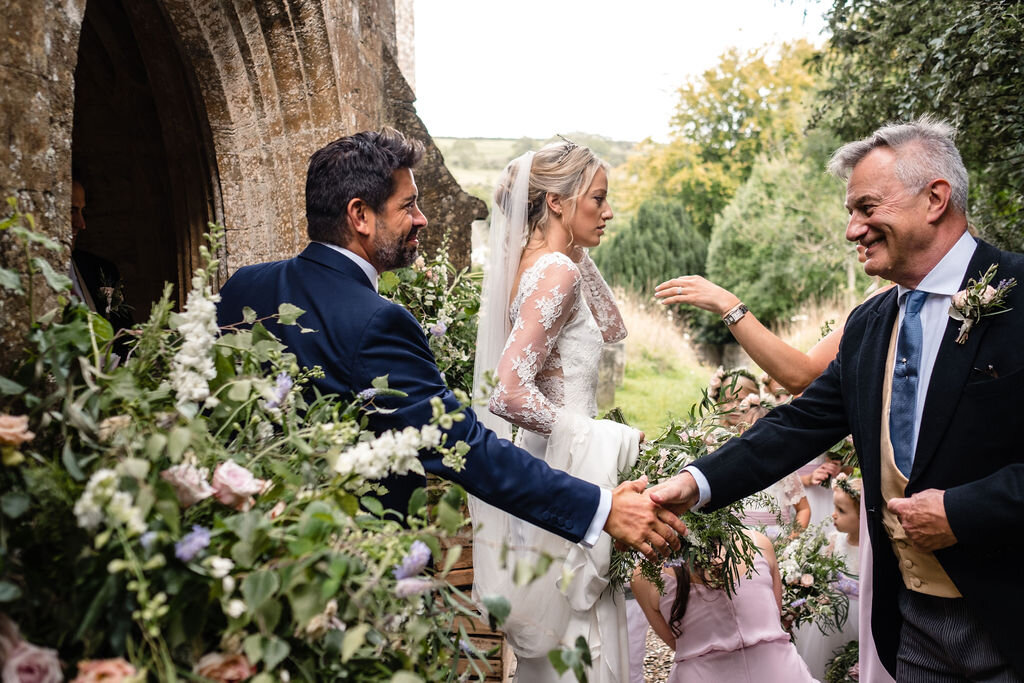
(775, 522, 854, 635)
(607, 402, 758, 596)
(825, 640, 860, 682)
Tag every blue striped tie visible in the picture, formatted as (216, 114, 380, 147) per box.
(890, 290, 929, 478)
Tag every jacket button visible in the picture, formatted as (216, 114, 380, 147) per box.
(911, 577, 922, 588)
(903, 559, 914, 569)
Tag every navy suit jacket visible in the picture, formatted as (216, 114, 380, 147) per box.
(692, 239, 1024, 675)
(216, 243, 602, 542)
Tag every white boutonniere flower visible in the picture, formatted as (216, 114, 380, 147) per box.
(948, 264, 1016, 344)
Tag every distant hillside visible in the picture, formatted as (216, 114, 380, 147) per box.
(435, 134, 638, 212)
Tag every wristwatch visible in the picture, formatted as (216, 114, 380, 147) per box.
(721, 302, 749, 326)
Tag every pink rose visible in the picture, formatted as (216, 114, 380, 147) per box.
(268, 501, 286, 520)
(848, 662, 860, 681)
(161, 463, 215, 508)
(800, 573, 814, 587)
(981, 285, 998, 305)
(71, 658, 137, 682)
(2, 641, 63, 683)
(0, 415, 34, 447)
(951, 290, 968, 309)
(211, 461, 265, 511)
(193, 653, 255, 682)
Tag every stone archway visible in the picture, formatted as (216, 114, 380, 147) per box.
(72, 0, 221, 314)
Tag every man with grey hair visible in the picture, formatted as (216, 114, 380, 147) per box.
(648, 117, 1024, 680)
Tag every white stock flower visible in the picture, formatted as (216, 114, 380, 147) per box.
(207, 556, 234, 579)
(73, 469, 119, 531)
(225, 599, 247, 619)
(170, 278, 221, 406)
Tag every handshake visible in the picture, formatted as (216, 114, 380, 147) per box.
(602, 471, 701, 562)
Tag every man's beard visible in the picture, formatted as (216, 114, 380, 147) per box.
(373, 220, 419, 271)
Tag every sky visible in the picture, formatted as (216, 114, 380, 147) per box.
(413, 1, 828, 142)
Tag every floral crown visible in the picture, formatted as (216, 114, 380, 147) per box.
(708, 366, 758, 401)
(831, 472, 861, 503)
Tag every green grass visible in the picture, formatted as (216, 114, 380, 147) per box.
(604, 350, 709, 439)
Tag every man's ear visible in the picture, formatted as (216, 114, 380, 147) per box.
(346, 198, 374, 238)
(925, 179, 952, 224)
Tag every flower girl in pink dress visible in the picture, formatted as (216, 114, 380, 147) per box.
(631, 530, 816, 682)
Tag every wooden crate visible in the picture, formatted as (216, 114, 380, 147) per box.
(439, 533, 514, 682)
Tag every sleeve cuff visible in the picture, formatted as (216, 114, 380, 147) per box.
(683, 465, 711, 511)
(581, 487, 613, 547)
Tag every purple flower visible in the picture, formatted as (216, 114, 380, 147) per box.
(394, 578, 433, 598)
(429, 321, 447, 337)
(266, 372, 293, 409)
(832, 574, 860, 598)
(393, 540, 432, 580)
(175, 525, 211, 562)
(140, 531, 158, 550)
(789, 598, 807, 609)
(356, 388, 379, 402)
(459, 639, 473, 654)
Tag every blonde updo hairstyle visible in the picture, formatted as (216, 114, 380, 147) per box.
(494, 140, 608, 250)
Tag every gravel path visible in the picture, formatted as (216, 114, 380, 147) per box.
(642, 628, 674, 682)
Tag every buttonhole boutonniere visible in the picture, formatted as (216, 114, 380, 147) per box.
(948, 264, 1017, 344)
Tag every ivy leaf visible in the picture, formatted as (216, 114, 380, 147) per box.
(1, 492, 31, 519)
(378, 271, 401, 295)
(31, 257, 72, 292)
(242, 306, 257, 324)
(481, 595, 510, 630)
(0, 267, 23, 294)
(277, 303, 305, 326)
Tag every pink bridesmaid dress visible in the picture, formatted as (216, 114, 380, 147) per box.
(658, 554, 817, 682)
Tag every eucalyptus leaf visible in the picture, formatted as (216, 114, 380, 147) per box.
(359, 496, 383, 518)
(166, 426, 192, 462)
(0, 376, 24, 395)
(242, 569, 280, 609)
(481, 595, 510, 630)
(261, 636, 290, 670)
(0, 581, 22, 602)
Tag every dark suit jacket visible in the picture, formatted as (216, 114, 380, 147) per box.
(693, 239, 1024, 676)
(216, 243, 602, 542)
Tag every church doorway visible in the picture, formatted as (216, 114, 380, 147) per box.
(72, 0, 220, 321)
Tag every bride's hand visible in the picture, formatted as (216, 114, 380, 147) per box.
(654, 275, 740, 316)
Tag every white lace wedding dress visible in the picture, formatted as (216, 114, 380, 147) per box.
(475, 249, 638, 683)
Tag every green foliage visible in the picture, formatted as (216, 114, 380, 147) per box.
(696, 150, 868, 343)
(774, 522, 853, 636)
(825, 640, 859, 683)
(621, 40, 821, 235)
(380, 234, 481, 395)
(817, 0, 1024, 251)
(592, 197, 707, 292)
(0, 214, 493, 681)
(608, 404, 759, 598)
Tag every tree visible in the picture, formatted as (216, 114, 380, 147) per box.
(592, 197, 707, 292)
(619, 40, 821, 236)
(816, 0, 1024, 251)
(695, 148, 871, 342)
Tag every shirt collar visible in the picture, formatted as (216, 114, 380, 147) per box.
(896, 231, 977, 300)
(316, 242, 379, 293)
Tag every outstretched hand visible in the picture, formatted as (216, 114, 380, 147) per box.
(654, 275, 740, 316)
(888, 488, 958, 551)
(646, 471, 700, 516)
(604, 476, 687, 562)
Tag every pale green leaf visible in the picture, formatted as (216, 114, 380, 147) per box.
(441, 544, 461, 575)
(1, 492, 30, 519)
(0, 581, 22, 602)
(0, 267, 22, 294)
(31, 257, 72, 292)
(390, 672, 424, 683)
(242, 569, 280, 609)
(277, 303, 305, 326)
(341, 623, 370, 663)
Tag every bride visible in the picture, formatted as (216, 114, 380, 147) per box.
(470, 139, 641, 682)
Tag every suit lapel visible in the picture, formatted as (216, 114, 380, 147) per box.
(858, 288, 899, 501)
(912, 240, 1001, 481)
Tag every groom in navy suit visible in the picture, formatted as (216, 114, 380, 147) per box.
(217, 127, 685, 559)
(650, 119, 1024, 680)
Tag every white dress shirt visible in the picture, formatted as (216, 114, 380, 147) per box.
(317, 241, 611, 545)
(687, 232, 978, 510)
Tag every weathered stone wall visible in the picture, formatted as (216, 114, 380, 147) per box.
(0, 0, 480, 367)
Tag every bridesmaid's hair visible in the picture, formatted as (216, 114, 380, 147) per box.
(668, 539, 727, 637)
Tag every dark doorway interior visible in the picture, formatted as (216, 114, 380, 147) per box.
(72, 0, 219, 320)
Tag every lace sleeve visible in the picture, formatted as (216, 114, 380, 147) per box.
(575, 250, 626, 343)
(772, 471, 808, 508)
(489, 255, 582, 436)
